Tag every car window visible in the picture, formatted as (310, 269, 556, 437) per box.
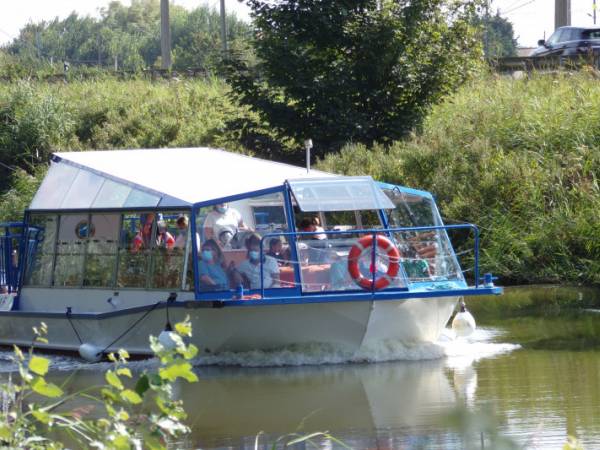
(546, 30, 562, 45)
(582, 29, 600, 39)
(562, 29, 582, 42)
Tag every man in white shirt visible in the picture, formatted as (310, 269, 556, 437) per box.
(203, 203, 246, 242)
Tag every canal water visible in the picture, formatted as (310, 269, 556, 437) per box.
(4, 286, 600, 449)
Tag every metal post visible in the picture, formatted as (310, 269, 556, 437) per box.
(220, 0, 228, 52)
(555, 0, 571, 29)
(595, 0, 597, 25)
(304, 139, 313, 173)
(160, 0, 172, 69)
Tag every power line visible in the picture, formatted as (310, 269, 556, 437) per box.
(501, 0, 538, 15)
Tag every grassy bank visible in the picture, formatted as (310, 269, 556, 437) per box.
(0, 77, 289, 221)
(319, 71, 600, 285)
(2, 72, 600, 286)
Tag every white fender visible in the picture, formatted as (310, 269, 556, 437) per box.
(78, 343, 103, 363)
(452, 301, 476, 337)
(158, 330, 179, 350)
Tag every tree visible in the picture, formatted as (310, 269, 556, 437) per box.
(226, 0, 484, 156)
(479, 12, 517, 58)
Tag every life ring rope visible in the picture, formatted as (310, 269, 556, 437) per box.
(347, 234, 401, 291)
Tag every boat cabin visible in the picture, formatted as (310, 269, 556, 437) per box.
(4, 147, 492, 312)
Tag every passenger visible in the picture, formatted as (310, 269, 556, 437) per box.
(297, 218, 316, 238)
(174, 215, 201, 251)
(312, 216, 327, 240)
(218, 229, 235, 250)
(156, 220, 175, 249)
(203, 203, 246, 242)
(237, 233, 280, 289)
(198, 239, 228, 291)
(265, 237, 286, 266)
(131, 213, 155, 253)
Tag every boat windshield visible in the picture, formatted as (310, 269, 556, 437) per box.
(287, 176, 393, 212)
(382, 187, 464, 284)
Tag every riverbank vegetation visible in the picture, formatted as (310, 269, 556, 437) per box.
(1, 71, 600, 286)
(320, 71, 600, 286)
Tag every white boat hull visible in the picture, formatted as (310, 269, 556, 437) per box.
(0, 294, 458, 356)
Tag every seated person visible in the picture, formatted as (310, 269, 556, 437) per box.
(218, 229, 235, 250)
(198, 239, 228, 291)
(156, 220, 175, 249)
(297, 218, 316, 237)
(265, 237, 286, 266)
(312, 216, 327, 240)
(174, 215, 200, 250)
(131, 213, 155, 253)
(203, 203, 246, 242)
(237, 233, 280, 289)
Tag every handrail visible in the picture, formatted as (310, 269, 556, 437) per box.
(259, 224, 480, 299)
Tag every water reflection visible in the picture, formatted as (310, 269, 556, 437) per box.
(44, 348, 502, 449)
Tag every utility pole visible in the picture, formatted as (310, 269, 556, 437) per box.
(220, 0, 228, 52)
(160, 0, 172, 69)
(594, 0, 597, 25)
(555, 0, 571, 29)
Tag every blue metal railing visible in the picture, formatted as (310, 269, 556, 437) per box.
(259, 224, 480, 299)
(0, 223, 41, 295)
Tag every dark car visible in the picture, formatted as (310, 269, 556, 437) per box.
(531, 26, 600, 57)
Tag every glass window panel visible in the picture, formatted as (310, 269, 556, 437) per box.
(29, 163, 79, 210)
(383, 189, 440, 228)
(92, 179, 132, 208)
(53, 214, 87, 287)
(150, 212, 186, 290)
(117, 213, 154, 288)
(83, 214, 120, 287)
(61, 169, 105, 209)
(288, 177, 393, 212)
(24, 214, 58, 286)
(123, 189, 160, 208)
(382, 188, 463, 283)
(196, 192, 290, 293)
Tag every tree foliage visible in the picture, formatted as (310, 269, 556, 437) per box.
(5, 0, 251, 72)
(226, 0, 484, 156)
(479, 12, 517, 58)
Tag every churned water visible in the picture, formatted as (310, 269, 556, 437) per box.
(4, 287, 600, 449)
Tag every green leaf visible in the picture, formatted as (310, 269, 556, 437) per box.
(13, 345, 24, 361)
(31, 377, 63, 398)
(180, 344, 198, 360)
(0, 424, 11, 441)
(120, 389, 142, 405)
(174, 321, 192, 337)
(112, 434, 131, 450)
(101, 388, 118, 402)
(116, 367, 132, 378)
(105, 370, 123, 390)
(135, 374, 150, 396)
(31, 409, 50, 424)
(28, 356, 50, 376)
(159, 361, 198, 383)
(148, 373, 163, 387)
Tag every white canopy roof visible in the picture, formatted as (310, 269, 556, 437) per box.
(30, 147, 334, 210)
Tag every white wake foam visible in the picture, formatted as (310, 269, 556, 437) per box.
(195, 327, 519, 367)
(0, 327, 519, 372)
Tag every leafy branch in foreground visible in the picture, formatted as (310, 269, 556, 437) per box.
(0, 318, 199, 449)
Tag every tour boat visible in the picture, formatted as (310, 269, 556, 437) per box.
(0, 147, 501, 360)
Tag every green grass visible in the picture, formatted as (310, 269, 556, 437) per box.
(318, 71, 600, 285)
(3, 71, 600, 285)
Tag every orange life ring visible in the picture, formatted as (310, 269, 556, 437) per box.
(347, 235, 401, 291)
